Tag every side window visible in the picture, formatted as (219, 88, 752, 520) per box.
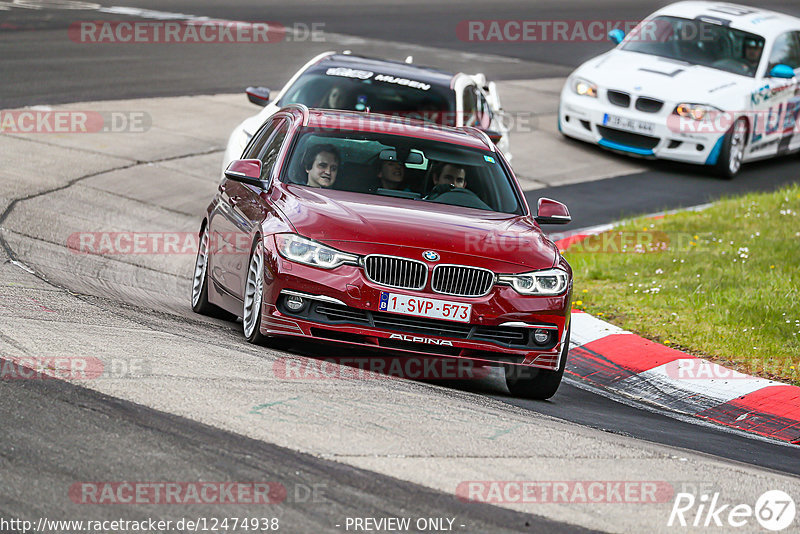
(475, 89, 492, 129)
(257, 119, 289, 180)
(243, 119, 279, 160)
(768, 32, 800, 71)
(462, 85, 478, 126)
(462, 86, 492, 129)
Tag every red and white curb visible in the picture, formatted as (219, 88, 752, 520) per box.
(553, 217, 799, 445)
(565, 310, 800, 444)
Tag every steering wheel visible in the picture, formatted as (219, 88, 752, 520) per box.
(424, 184, 491, 210)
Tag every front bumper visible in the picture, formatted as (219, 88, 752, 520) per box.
(559, 87, 726, 166)
(259, 244, 571, 371)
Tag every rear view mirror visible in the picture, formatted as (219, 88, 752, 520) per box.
(379, 149, 398, 161)
(224, 159, 268, 189)
(535, 198, 571, 225)
(405, 152, 424, 164)
(379, 149, 424, 165)
(246, 86, 270, 107)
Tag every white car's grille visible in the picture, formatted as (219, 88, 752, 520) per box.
(635, 97, 664, 113)
(607, 90, 631, 107)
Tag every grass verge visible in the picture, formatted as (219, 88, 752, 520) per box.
(564, 182, 800, 385)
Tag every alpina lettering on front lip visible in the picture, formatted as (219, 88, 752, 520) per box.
(422, 250, 440, 261)
(390, 333, 453, 346)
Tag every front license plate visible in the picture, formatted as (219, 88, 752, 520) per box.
(603, 113, 655, 135)
(379, 292, 471, 323)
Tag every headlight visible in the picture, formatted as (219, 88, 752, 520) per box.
(675, 103, 721, 121)
(572, 78, 598, 98)
(274, 234, 359, 269)
(497, 268, 569, 296)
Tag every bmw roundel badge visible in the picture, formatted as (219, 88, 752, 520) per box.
(422, 250, 440, 262)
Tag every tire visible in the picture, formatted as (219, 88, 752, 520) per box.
(243, 239, 270, 344)
(504, 326, 570, 400)
(191, 226, 236, 320)
(714, 117, 748, 179)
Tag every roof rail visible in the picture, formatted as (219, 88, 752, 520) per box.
(284, 103, 310, 126)
(462, 126, 496, 152)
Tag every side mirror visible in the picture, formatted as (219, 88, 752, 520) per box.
(224, 159, 268, 189)
(482, 128, 503, 144)
(246, 86, 270, 107)
(769, 64, 795, 79)
(608, 29, 625, 45)
(535, 198, 571, 225)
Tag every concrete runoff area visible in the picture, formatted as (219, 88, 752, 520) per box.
(1, 92, 799, 534)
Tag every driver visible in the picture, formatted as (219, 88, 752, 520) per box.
(320, 85, 347, 109)
(431, 163, 467, 188)
(743, 38, 764, 72)
(425, 163, 491, 210)
(303, 144, 340, 188)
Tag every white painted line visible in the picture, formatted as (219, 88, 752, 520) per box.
(634, 359, 779, 404)
(570, 311, 630, 347)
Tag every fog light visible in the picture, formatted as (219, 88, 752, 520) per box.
(285, 294, 305, 312)
(533, 329, 551, 345)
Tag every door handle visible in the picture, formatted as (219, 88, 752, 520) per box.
(230, 196, 241, 205)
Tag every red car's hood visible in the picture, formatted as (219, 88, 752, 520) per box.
(275, 186, 558, 272)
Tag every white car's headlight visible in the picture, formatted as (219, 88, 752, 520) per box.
(497, 268, 569, 296)
(675, 103, 721, 121)
(572, 78, 598, 98)
(275, 234, 359, 269)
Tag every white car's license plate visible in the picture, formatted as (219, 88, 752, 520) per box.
(379, 292, 471, 323)
(603, 113, 655, 135)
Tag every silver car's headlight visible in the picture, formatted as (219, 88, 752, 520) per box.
(572, 78, 598, 98)
(274, 234, 359, 269)
(497, 268, 569, 296)
(675, 103, 721, 121)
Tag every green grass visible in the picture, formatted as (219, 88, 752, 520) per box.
(564, 182, 800, 385)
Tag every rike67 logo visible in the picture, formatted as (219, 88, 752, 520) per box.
(668, 490, 796, 531)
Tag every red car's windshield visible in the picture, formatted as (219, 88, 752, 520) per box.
(282, 127, 523, 215)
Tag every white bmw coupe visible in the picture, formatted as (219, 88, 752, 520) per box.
(223, 51, 510, 171)
(559, 1, 800, 177)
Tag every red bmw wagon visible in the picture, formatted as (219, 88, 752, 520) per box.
(193, 105, 573, 399)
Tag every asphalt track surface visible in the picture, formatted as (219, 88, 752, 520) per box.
(0, 365, 592, 534)
(2, 1, 800, 532)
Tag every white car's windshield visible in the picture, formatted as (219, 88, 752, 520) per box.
(278, 71, 456, 125)
(621, 16, 766, 77)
